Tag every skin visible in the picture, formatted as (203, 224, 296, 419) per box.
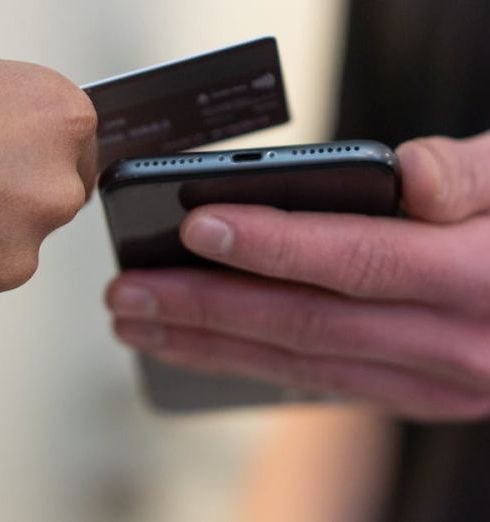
(106, 133, 490, 422)
(232, 406, 398, 522)
(0, 60, 97, 290)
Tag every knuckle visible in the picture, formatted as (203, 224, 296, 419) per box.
(3, 63, 97, 145)
(187, 295, 212, 328)
(416, 136, 488, 221)
(286, 291, 330, 352)
(48, 83, 97, 143)
(0, 250, 38, 290)
(175, 281, 214, 329)
(412, 137, 458, 218)
(337, 224, 401, 297)
(261, 219, 299, 276)
(62, 90, 98, 143)
(25, 67, 98, 142)
(47, 181, 85, 226)
(28, 174, 85, 229)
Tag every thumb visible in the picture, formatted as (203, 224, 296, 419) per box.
(397, 132, 490, 223)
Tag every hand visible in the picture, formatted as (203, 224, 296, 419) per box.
(106, 133, 490, 421)
(0, 60, 97, 290)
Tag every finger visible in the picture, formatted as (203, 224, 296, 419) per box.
(179, 204, 490, 307)
(398, 132, 490, 222)
(106, 270, 490, 392)
(113, 318, 490, 422)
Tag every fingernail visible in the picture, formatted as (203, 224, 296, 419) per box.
(118, 322, 166, 348)
(111, 285, 158, 317)
(182, 215, 234, 256)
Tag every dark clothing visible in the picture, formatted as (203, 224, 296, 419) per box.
(387, 424, 490, 522)
(335, 2, 490, 520)
(336, 0, 490, 146)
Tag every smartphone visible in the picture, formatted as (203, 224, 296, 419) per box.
(99, 140, 400, 412)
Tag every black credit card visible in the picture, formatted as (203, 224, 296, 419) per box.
(82, 37, 289, 170)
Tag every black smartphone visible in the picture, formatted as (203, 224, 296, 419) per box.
(99, 140, 400, 412)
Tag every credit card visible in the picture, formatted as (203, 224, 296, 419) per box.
(82, 36, 289, 170)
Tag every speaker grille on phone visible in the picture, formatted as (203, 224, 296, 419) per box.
(289, 145, 361, 157)
(149, 157, 202, 167)
(131, 145, 362, 170)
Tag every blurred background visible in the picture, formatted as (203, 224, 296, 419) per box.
(0, 1, 353, 521)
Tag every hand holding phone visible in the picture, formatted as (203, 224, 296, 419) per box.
(100, 140, 399, 270)
(100, 140, 399, 412)
(108, 134, 490, 421)
(87, 36, 400, 412)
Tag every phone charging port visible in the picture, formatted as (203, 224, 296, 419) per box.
(232, 152, 263, 162)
